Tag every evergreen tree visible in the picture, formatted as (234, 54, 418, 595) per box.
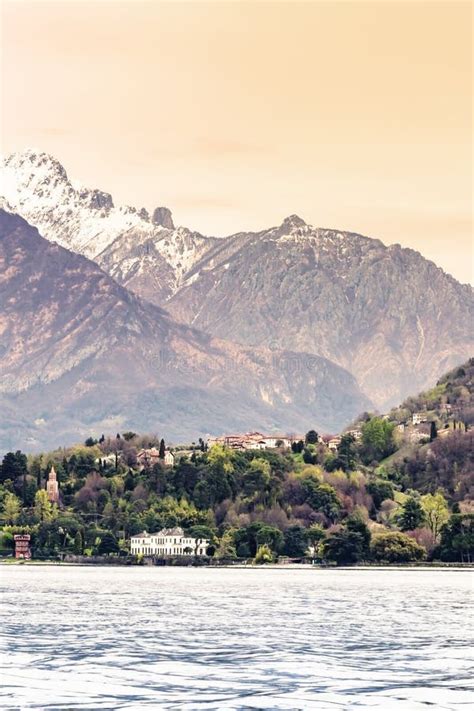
(283, 526, 308, 557)
(159, 439, 166, 459)
(305, 430, 319, 445)
(74, 530, 84, 555)
(399, 497, 425, 531)
(337, 434, 357, 471)
(0, 451, 27, 484)
(430, 421, 438, 441)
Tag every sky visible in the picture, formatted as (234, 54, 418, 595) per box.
(1, 0, 472, 283)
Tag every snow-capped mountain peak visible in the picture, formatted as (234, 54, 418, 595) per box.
(0, 149, 217, 300)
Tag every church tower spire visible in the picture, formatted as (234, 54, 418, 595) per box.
(46, 466, 59, 504)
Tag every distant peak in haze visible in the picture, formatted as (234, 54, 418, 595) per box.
(281, 214, 307, 229)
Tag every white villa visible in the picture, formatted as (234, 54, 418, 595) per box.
(130, 527, 208, 557)
(412, 412, 428, 426)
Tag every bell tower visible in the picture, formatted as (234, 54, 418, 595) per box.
(46, 465, 59, 504)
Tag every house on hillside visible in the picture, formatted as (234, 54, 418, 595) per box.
(137, 448, 174, 468)
(137, 447, 161, 468)
(328, 436, 341, 451)
(408, 426, 430, 443)
(130, 527, 208, 557)
(209, 432, 303, 451)
(164, 450, 175, 467)
(412, 412, 428, 426)
(346, 429, 362, 441)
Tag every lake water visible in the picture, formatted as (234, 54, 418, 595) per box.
(0, 566, 472, 710)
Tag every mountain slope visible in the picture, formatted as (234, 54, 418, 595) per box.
(168, 215, 474, 409)
(0, 210, 370, 451)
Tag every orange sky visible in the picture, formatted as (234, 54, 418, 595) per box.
(1, 0, 472, 283)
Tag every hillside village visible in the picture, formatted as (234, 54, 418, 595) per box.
(0, 359, 472, 565)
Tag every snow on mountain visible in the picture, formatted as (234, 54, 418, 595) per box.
(1, 149, 217, 301)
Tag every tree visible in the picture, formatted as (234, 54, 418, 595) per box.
(323, 529, 366, 565)
(430, 422, 438, 441)
(283, 525, 308, 557)
(302, 480, 341, 521)
(337, 434, 357, 471)
(159, 439, 166, 459)
(305, 430, 319, 445)
(122, 432, 137, 441)
(361, 418, 395, 463)
(74, 530, 84, 554)
(188, 525, 212, 555)
(438, 514, 474, 562)
(0, 451, 27, 484)
(3, 493, 21, 524)
(34, 490, 54, 522)
(399, 497, 425, 531)
(242, 458, 271, 503)
(255, 524, 283, 553)
(30, 456, 43, 489)
(84, 437, 97, 447)
(345, 516, 371, 556)
(421, 492, 449, 540)
(307, 524, 326, 557)
(98, 531, 119, 555)
(367, 480, 394, 510)
(302, 448, 316, 465)
(291, 440, 304, 454)
(215, 529, 237, 559)
(254, 544, 273, 564)
(371, 532, 426, 562)
(323, 515, 371, 565)
(208, 444, 234, 474)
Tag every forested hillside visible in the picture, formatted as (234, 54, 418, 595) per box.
(1, 361, 472, 565)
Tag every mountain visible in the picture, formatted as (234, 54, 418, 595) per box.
(2, 150, 473, 411)
(0, 209, 370, 451)
(1, 150, 217, 302)
(168, 215, 474, 409)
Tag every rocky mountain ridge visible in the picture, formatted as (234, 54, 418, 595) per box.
(168, 217, 473, 409)
(2, 150, 473, 411)
(0, 209, 371, 451)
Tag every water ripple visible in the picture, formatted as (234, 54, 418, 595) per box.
(1, 567, 473, 710)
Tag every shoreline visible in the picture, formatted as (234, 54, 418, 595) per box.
(1, 559, 472, 571)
